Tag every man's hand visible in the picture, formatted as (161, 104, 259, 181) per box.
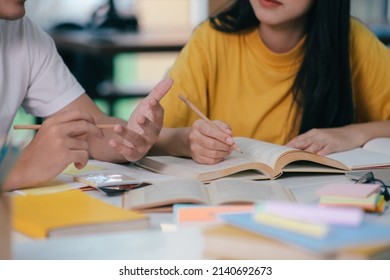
(3, 110, 102, 191)
(108, 78, 173, 162)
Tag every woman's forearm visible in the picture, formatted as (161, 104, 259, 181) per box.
(345, 120, 390, 146)
(149, 127, 192, 157)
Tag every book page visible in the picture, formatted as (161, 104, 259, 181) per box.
(122, 179, 211, 210)
(206, 178, 295, 205)
(234, 137, 296, 168)
(326, 148, 390, 169)
(363, 138, 390, 156)
(140, 155, 255, 175)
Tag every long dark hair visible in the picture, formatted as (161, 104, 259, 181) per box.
(210, 0, 354, 134)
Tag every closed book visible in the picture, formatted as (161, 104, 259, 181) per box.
(219, 213, 390, 254)
(203, 225, 390, 260)
(336, 243, 390, 260)
(12, 190, 149, 239)
(203, 225, 333, 260)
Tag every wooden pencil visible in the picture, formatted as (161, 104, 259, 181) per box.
(13, 124, 116, 130)
(178, 95, 242, 153)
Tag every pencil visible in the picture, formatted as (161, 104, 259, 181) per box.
(13, 124, 116, 130)
(178, 94, 242, 153)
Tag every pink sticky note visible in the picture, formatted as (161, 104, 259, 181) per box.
(316, 183, 380, 198)
(256, 202, 363, 226)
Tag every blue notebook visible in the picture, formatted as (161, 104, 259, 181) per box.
(220, 213, 390, 253)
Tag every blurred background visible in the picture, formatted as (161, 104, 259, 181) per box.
(13, 0, 390, 128)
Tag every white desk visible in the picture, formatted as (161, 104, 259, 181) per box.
(12, 171, 390, 260)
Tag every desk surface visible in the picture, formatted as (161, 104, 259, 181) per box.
(12, 172, 390, 260)
(50, 29, 191, 55)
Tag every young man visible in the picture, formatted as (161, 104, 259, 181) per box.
(0, 0, 173, 190)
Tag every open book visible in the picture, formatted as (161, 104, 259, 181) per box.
(137, 137, 390, 182)
(121, 178, 294, 211)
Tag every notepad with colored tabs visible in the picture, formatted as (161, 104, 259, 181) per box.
(12, 190, 149, 238)
(316, 182, 383, 212)
(319, 193, 382, 211)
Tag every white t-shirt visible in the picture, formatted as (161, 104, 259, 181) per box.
(0, 16, 84, 136)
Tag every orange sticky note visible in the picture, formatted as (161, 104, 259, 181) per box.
(176, 205, 253, 223)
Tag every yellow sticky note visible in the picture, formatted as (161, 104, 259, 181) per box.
(62, 164, 105, 176)
(17, 180, 73, 195)
(254, 212, 329, 238)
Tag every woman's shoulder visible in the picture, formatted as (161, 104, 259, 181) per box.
(349, 17, 389, 63)
(190, 20, 245, 45)
(350, 17, 380, 46)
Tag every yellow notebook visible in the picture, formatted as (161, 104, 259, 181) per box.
(12, 190, 149, 239)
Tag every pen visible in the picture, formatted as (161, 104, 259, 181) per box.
(178, 94, 242, 153)
(13, 124, 116, 130)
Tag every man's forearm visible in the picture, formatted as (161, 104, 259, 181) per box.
(88, 116, 128, 162)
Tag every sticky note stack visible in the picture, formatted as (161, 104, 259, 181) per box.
(316, 183, 385, 213)
(253, 202, 364, 239)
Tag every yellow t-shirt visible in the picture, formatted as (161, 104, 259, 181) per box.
(162, 19, 390, 145)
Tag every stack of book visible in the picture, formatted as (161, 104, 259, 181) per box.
(204, 201, 390, 259)
(316, 183, 385, 213)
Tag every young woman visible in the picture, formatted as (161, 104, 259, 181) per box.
(152, 0, 390, 164)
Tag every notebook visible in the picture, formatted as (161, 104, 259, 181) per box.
(12, 190, 149, 239)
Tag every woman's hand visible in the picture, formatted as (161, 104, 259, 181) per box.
(187, 119, 235, 164)
(286, 127, 364, 155)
